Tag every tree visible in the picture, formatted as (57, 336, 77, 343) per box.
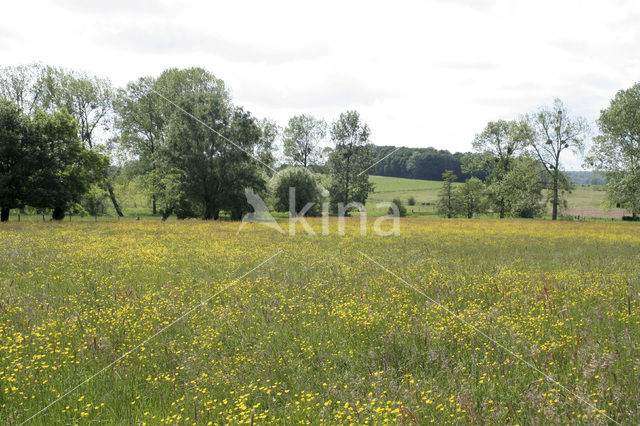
(270, 167, 323, 216)
(256, 118, 279, 170)
(437, 170, 459, 218)
(327, 111, 375, 213)
(145, 168, 186, 221)
(527, 99, 589, 220)
(0, 63, 46, 115)
(156, 68, 270, 220)
(389, 198, 407, 217)
(0, 99, 106, 221)
(497, 157, 545, 218)
(456, 177, 486, 218)
(283, 114, 326, 167)
(40, 68, 113, 149)
(27, 109, 107, 220)
(472, 120, 527, 218)
(114, 76, 168, 214)
(39, 66, 123, 216)
(588, 83, 640, 218)
(218, 107, 271, 220)
(0, 100, 30, 221)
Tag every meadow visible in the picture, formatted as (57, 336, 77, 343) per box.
(1, 218, 639, 424)
(366, 176, 617, 219)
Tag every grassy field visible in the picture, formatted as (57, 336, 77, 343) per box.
(1, 219, 639, 424)
(367, 176, 620, 219)
(366, 176, 444, 216)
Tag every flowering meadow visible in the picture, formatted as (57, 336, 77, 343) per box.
(1, 219, 639, 424)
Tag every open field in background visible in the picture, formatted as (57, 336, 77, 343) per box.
(1, 219, 639, 424)
(366, 176, 628, 220)
(366, 176, 444, 217)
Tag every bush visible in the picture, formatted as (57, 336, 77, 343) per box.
(270, 167, 323, 216)
(389, 198, 407, 217)
(456, 177, 486, 218)
(407, 196, 416, 206)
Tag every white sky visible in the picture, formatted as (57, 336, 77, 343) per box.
(1, 0, 639, 169)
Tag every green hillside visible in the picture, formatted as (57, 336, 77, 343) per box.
(367, 176, 619, 219)
(366, 176, 446, 216)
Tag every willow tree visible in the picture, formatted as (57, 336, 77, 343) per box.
(327, 110, 374, 213)
(283, 114, 326, 168)
(527, 99, 589, 220)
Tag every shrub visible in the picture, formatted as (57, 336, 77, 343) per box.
(389, 197, 407, 217)
(407, 196, 416, 206)
(270, 167, 323, 216)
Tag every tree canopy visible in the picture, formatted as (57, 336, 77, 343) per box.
(588, 83, 640, 217)
(0, 99, 106, 221)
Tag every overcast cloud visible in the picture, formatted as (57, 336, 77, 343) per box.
(1, 0, 639, 169)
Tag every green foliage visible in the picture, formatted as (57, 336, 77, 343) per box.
(371, 145, 471, 181)
(256, 118, 279, 169)
(81, 184, 110, 216)
(270, 167, 323, 216)
(528, 99, 589, 220)
(145, 168, 188, 220)
(407, 195, 416, 206)
(471, 120, 529, 218)
(155, 69, 260, 219)
(0, 63, 46, 115)
(0, 99, 107, 221)
(114, 76, 166, 171)
(327, 111, 375, 213)
(436, 170, 460, 218)
(39, 67, 113, 148)
(604, 171, 640, 217)
(497, 157, 546, 218)
(28, 109, 108, 219)
(588, 83, 640, 217)
(282, 114, 326, 167)
(389, 198, 407, 217)
(0, 100, 30, 221)
(456, 177, 486, 218)
(113, 68, 275, 220)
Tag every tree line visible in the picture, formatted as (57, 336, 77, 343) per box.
(1, 63, 639, 222)
(0, 64, 376, 221)
(371, 146, 474, 182)
(437, 92, 640, 220)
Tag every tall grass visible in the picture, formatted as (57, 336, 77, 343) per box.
(0, 218, 638, 424)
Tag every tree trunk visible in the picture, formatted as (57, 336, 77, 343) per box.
(231, 208, 244, 221)
(152, 195, 157, 215)
(161, 208, 172, 221)
(204, 201, 215, 220)
(551, 178, 558, 221)
(499, 198, 505, 219)
(0, 207, 9, 222)
(106, 181, 124, 217)
(344, 155, 351, 206)
(52, 206, 65, 221)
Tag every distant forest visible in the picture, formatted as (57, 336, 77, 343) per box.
(371, 145, 604, 185)
(371, 146, 472, 182)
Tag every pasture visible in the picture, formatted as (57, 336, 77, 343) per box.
(1, 219, 639, 424)
(366, 176, 617, 219)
